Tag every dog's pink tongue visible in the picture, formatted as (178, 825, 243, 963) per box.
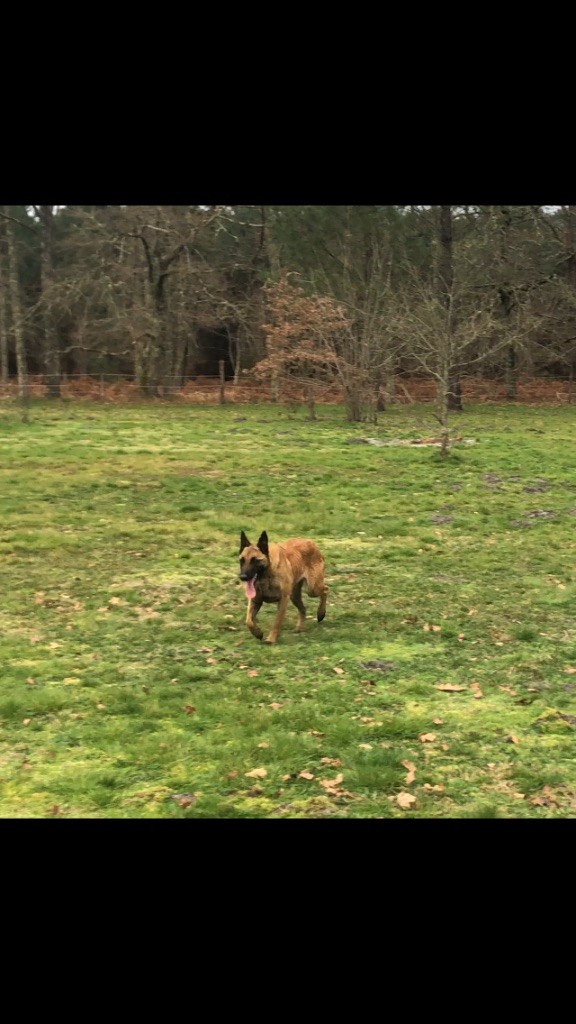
(245, 578, 256, 599)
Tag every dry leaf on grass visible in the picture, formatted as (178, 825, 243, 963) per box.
(498, 685, 518, 696)
(298, 771, 314, 781)
(435, 684, 467, 692)
(22, 718, 31, 726)
(564, 666, 576, 674)
(506, 735, 519, 744)
(432, 717, 443, 725)
(359, 743, 373, 751)
(269, 702, 283, 710)
(423, 783, 444, 792)
(320, 758, 342, 767)
(531, 786, 560, 807)
(402, 760, 416, 785)
(333, 666, 345, 675)
(319, 773, 344, 791)
(247, 669, 259, 677)
(205, 657, 217, 664)
(396, 792, 416, 809)
(419, 732, 436, 743)
(245, 768, 267, 779)
(183, 705, 197, 715)
(470, 682, 483, 699)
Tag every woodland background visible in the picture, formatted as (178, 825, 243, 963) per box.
(2, 205, 576, 422)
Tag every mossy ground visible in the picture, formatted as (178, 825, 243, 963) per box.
(1, 398, 575, 817)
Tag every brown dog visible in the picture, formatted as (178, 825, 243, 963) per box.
(239, 530, 328, 643)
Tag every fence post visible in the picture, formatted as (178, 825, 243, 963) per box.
(219, 360, 225, 405)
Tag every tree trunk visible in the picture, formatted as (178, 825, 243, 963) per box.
(438, 206, 462, 413)
(38, 206, 61, 398)
(506, 343, 518, 399)
(3, 208, 28, 404)
(0, 231, 8, 381)
(497, 207, 517, 399)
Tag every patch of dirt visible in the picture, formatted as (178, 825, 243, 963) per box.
(348, 437, 476, 448)
(359, 660, 396, 672)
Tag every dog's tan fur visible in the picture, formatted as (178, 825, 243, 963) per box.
(239, 530, 328, 643)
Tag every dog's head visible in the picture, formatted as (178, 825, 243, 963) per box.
(239, 530, 269, 584)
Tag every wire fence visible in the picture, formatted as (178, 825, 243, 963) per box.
(0, 372, 575, 405)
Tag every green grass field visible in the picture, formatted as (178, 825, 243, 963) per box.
(1, 398, 575, 818)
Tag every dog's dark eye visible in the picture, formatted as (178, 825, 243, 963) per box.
(250, 557, 256, 565)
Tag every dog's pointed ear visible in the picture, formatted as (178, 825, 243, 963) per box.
(240, 531, 251, 553)
(257, 531, 269, 557)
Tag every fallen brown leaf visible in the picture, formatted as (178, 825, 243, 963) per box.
(359, 743, 373, 751)
(333, 666, 345, 675)
(498, 685, 518, 696)
(506, 734, 519, 744)
(402, 760, 416, 785)
(245, 768, 267, 779)
(419, 733, 436, 743)
(298, 771, 314, 780)
(432, 718, 443, 725)
(319, 773, 344, 792)
(247, 669, 259, 678)
(423, 783, 445, 792)
(205, 657, 217, 664)
(269, 702, 283, 710)
(22, 718, 31, 726)
(257, 742, 269, 749)
(183, 705, 197, 714)
(564, 666, 576, 674)
(470, 682, 483, 699)
(435, 684, 467, 692)
(396, 792, 416, 809)
(320, 757, 342, 767)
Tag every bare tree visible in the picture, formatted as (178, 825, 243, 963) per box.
(392, 277, 502, 456)
(2, 207, 28, 407)
(0, 216, 8, 382)
(34, 206, 61, 397)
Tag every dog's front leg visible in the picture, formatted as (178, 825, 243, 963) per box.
(246, 597, 264, 641)
(265, 594, 289, 644)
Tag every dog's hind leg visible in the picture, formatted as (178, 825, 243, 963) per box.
(246, 597, 264, 640)
(291, 579, 306, 633)
(307, 573, 328, 622)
